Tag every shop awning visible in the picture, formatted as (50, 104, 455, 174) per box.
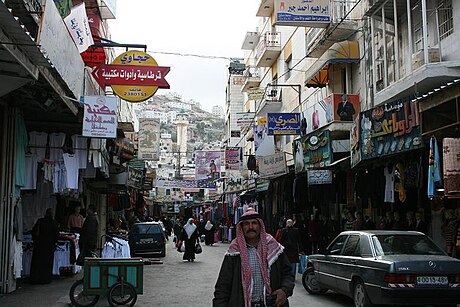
(306, 41, 360, 88)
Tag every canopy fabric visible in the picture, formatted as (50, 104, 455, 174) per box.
(305, 41, 360, 88)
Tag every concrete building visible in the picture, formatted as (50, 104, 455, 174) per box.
(212, 105, 224, 118)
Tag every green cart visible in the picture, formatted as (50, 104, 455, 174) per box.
(69, 257, 145, 307)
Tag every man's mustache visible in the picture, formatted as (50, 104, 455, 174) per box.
(246, 230, 257, 234)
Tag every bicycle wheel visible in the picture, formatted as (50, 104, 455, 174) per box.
(69, 279, 100, 307)
(107, 282, 137, 307)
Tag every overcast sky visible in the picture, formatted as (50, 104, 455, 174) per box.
(109, 0, 260, 112)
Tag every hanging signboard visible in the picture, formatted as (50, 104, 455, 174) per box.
(258, 152, 288, 179)
(308, 170, 333, 185)
(127, 166, 143, 189)
(293, 137, 305, 174)
(225, 147, 243, 171)
(155, 178, 198, 189)
(195, 150, 221, 188)
(302, 130, 333, 168)
(357, 99, 423, 162)
(267, 113, 301, 135)
(82, 96, 117, 138)
(236, 112, 255, 127)
(274, 0, 331, 27)
(92, 50, 170, 103)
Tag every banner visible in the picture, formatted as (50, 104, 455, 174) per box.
(225, 147, 243, 171)
(308, 170, 333, 185)
(258, 152, 288, 179)
(155, 178, 198, 189)
(64, 3, 94, 53)
(267, 113, 301, 135)
(138, 119, 160, 160)
(236, 112, 255, 128)
(82, 96, 117, 138)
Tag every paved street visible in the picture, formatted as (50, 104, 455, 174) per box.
(1, 238, 453, 306)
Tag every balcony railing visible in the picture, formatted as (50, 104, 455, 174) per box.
(255, 32, 281, 67)
(241, 67, 261, 92)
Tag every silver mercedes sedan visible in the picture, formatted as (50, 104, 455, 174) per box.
(303, 230, 460, 307)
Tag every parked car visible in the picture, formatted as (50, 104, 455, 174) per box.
(303, 230, 460, 307)
(129, 222, 166, 257)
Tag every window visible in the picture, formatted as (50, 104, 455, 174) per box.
(342, 235, 360, 256)
(284, 55, 292, 81)
(437, 0, 453, 40)
(328, 235, 348, 255)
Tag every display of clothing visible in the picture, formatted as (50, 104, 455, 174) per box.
(384, 165, 395, 203)
(63, 153, 78, 190)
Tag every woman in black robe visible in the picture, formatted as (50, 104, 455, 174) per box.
(30, 208, 59, 284)
(181, 218, 200, 262)
(203, 220, 215, 246)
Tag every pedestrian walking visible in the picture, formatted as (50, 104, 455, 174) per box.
(213, 209, 294, 307)
(30, 208, 59, 284)
(181, 218, 200, 262)
(279, 219, 303, 277)
(173, 218, 183, 247)
(204, 220, 215, 246)
(77, 205, 99, 265)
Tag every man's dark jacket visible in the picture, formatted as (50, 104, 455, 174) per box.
(213, 251, 294, 306)
(79, 213, 99, 250)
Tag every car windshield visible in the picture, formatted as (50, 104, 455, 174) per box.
(373, 234, 445, 256)
(132, 224, 162, 234)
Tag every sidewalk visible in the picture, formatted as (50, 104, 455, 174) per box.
(0, 274, 80, 307)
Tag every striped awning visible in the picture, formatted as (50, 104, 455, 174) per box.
(306, 41, 360, 88)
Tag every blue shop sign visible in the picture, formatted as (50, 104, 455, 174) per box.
(267, 113, 301, 135)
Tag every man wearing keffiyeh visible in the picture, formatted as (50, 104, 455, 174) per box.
(213, 209, 294, 307)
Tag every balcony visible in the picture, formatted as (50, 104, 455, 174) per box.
(306, 0, 359, 57)
(255, 32, 281, 67)
(97, 0, 117, 19)
(256, 0, 274, 17)
(242, 31, 260, 50)
(241, 67, 261, 92)
(255, 86, 282, 115)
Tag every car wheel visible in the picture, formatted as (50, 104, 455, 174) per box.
(353, 280, 373, 307)
(302, 267, 327, 294)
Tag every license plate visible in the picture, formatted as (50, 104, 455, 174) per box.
(140, 238, 153, 243)
(416, 276, 448, 285)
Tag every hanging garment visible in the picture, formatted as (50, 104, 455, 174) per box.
(29, 131, 48, 162)
(21, 154, 38, 190)
(63, 153, 78, 190)
(395, 163, 406, 203)
(15, 113, 28, 187)
(428, 136, 442, 200)
(49, 132, 66, 162)
(384, 166, 395, 203)
(71, 134, 88, 169)
(443, 138, 460, 197)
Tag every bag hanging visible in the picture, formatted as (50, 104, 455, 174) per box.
(195, 243, 202, 254)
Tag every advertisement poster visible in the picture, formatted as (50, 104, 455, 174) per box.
(333, 93, 360, 122)
(293, 137, 305, 174)
(195, 150, 221, 182)
(308, 170, 333, 185)
(138, 118, 160, 160)
(236, 112, 255, 128)
(267, 113, 301, 135)
(358, 99, 423, 161)
(274, 0, 331, 27)
(82, 96, 117, 138)
(258, 152, 288, 179)
(225, 147, 243, 171)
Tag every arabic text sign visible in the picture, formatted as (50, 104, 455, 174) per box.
(63, 3, 94, 53)
(92, 64, 170, 88)
(225, 147, 243, 171)
(258, 152, 288, 178)
(274, 0, 331, 27)
(308, 170, 333, 185)
(155, 178, 198, 189)
(302, 130, 333, 168)
(82, 96, 117, 138)
(359, 99, 423, 161)
(108, 51, 170, 103)
(267, 113, 301, 135)
(236, 112, 255, 128)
